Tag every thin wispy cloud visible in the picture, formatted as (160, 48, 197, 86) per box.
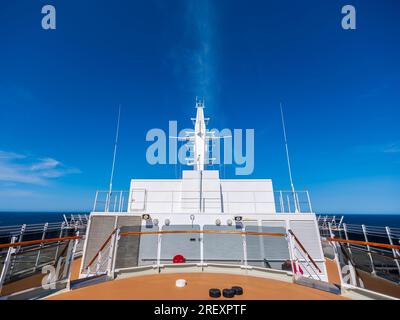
(0, 150, 80, 185)
(170, 0, 218, 108)
(354, 141, 400, 154)
(383, 141, 400, 154)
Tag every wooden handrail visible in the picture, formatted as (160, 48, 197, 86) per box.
(327, 237, 400, 250)
(85, 229, 286, 270)
(288, 229, 322, 273)
(85, 230, 118, 269)
(0, 236, 81, 250)
(119, 230, 287, 237)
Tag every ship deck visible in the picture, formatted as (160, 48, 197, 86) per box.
(47, 272, 347, 300)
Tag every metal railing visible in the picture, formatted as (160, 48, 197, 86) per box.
(326, 234, 400, 298)
(83, 228, 324, 282)
(319, 218, 400, 285)
(93, 189, 313, 214)
(0, 234, 82, 297)
(0, 214, 88, 296)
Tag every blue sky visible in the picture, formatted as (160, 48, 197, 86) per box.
(0, 0, 399, 213)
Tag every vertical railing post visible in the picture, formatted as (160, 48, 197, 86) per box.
(287, 232, 298, 279)
(18, 224, 26, 243)
(105, 191, 111, 213)
(338, 216, 344, 229)
(66, 232, 80, 290)
(95, 252, 102, 274)
(327, 223, 344, 287)
(0, 236, 17, 295)
(323, 216, 327, 230)
(157, 231, 162, 271)
(54, 222, 65, 261)
(328, 222, 334, 239)
(118, 191, 123, 212)
(306, 191, 312, 213)
(107, 230, 116, 278)
(35, 222, 48, 270)
(287, 195, 291, 213)
(343, 223, 352, 255)
(385, 227, 400, 276)
(93, 191, 99, 212)
(200, 227, 204, 267)
(362, 224, 376, 275)
(279, 191, 284, 213)
(111, 228, 120, 278)
(9, 225, 26, 278)
(295, 192, 301, 213)
(242, 228, 248, 269)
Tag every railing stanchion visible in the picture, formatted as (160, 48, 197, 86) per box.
(118, 191, 123, 212)
(306, 191, 312, 213)
(200, 226, 204, 267)
(9, 224, 26, 278)
(95, 251, 102, 274)
(157, 231, 162, 271)
(66, 232, 80, 290)
(93, 191, 99, 212)
(242, 226, 248, 269)
(0, 236, 17, 294)
(279, 191, 284, 213)
(108, 228, 119, 278)
(327, 223, 344, 287)
(342, 223, 352, 255)
(54, 222, 65, 261)
(362, 225, 376, 275)
(287, 195, 291, 213)
(35, 222, 48, 270)
(295, 192, 301, 213)
(386, 226, 400, 276)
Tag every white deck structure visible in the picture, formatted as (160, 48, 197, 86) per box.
(81, 99, 328, 282)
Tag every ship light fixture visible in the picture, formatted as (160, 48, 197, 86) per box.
(153, 219, 159, 226)
(227, 219, 233, 226)
(165, 219, 170, 226)
(215, 219, 221, 226)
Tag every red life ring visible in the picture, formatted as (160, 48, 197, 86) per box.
(173, 254, 186, 263)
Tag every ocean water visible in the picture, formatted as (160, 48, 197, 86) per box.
(0, 212, 88, 227)
(335, 214, 400, 228)
(0, 212, 399, 228)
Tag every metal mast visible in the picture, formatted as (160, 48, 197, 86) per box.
(106, 105, 121, 212)
(280, 103, 299, 212)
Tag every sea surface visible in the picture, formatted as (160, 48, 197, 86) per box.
(0, 212, 399, 228)
(0, 212, 88, 227)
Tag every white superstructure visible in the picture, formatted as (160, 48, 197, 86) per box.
(81, 98, 328, 283)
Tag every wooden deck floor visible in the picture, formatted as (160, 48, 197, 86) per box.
(48, 272, 348, 300)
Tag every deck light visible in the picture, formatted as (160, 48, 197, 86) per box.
(165, 219, 170, 226)
(215, 219, 221, 226)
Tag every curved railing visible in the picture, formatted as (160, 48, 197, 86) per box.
(84, 228, 324, 282)
(327, 237, 400, 251)
(0, 234, 83, 297)
(325, 234, 400, 299)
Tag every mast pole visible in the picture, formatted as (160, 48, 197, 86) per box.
(106, 105, 121, 212)
(280, 103, 299, 212)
